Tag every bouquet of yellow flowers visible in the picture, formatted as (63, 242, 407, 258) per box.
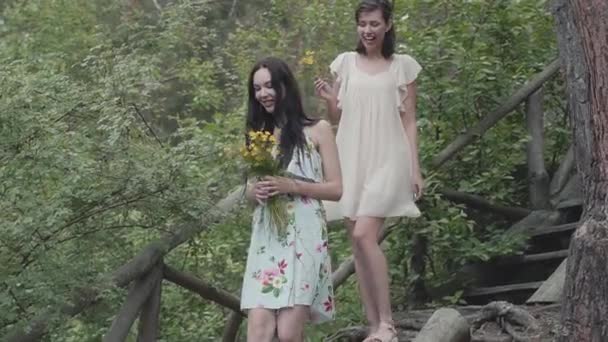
(241, 130, 289, 237)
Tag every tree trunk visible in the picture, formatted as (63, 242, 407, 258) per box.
(553, 0, 608, 341)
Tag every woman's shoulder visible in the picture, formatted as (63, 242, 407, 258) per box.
(306, 120, 334, 146)
(331, 51, 356, 67)
(335, 51, 357, 59)
(312, 119, 333, 131)
(392, 53, 422, 84)
(393, 53, 419, 65)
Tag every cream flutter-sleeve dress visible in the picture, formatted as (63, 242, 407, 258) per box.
(324, 51, 422, 221)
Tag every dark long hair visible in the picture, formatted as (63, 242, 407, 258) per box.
(246, 57, 316, 169)
(355, 0, 396, 59)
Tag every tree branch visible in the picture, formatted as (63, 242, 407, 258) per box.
(18, 187, 167, 270)
(151, 0, 162, 11)
(432, 59, 560, 168)
(228, 0, 238, 18)
(440, 189, 532, 220)
(525, 87, 551, 209)
(163, 265, 242, 313)
(131, 103, 163, 147)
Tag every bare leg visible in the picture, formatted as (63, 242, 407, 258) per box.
(345, 218, 380, 333)
(276, 305, 310, 342)
(350, 217, 396, 341)
(247, 308, 276, 342)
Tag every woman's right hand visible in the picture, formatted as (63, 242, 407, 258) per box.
(314, 77, 334, 101)
(251, 181, 270, 205)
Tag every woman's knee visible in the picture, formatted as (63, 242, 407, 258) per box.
(248, 322, 275, 341)
(247, 310, 275, 341)
(350, 226, 376, 247)
(276, 306, 308, 342)
(276, 325, 303, 342)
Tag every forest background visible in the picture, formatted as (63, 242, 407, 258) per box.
(0, 0, 566, 340)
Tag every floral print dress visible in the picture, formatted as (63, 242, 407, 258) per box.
(240, 135, 334, 324)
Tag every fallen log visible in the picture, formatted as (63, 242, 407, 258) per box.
(413, 308, 470, 342)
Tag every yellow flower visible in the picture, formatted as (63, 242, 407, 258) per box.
(299, 50, 315, 66)
(300, 56, 314, 65)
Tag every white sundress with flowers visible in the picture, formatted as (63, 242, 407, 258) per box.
(240, 134, 334, 323)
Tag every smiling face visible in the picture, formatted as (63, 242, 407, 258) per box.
(356, 8, 391, 54)
(252, 67, 277, 113)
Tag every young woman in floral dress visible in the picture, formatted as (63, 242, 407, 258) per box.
(240, 57, 342, 342)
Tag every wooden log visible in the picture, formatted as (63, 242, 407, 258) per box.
(551, 174, 582, 209)
(3, 186, 244, 342)
(104, 265, 163, 342)
(527, 258, 567, 303)
(413, 308, 470, 342)
(496, 249, 568, 266)
(432, 59, 560, 168)
(549, 145, 574, 197)
(528, 222, 578, 237)
(508, 210, 563, 234)
(325, 318, 426, 342)
(525, 87, 551, 209)
(440, 189, 532, 220)
(221, 311, 243, 342)
(163, 265, 242, 313)
(136, 275, 162, 342)
(464, 281, 543, 297)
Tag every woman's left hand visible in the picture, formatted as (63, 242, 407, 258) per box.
(261, 176, 298, 197)
(412, 172, 424, 201)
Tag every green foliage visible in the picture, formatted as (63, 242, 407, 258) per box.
(0, 0, 567, 340)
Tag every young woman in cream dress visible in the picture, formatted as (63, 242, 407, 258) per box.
(315, 1, 423, 341)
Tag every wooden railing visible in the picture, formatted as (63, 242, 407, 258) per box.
(3, 58, 570, 342)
